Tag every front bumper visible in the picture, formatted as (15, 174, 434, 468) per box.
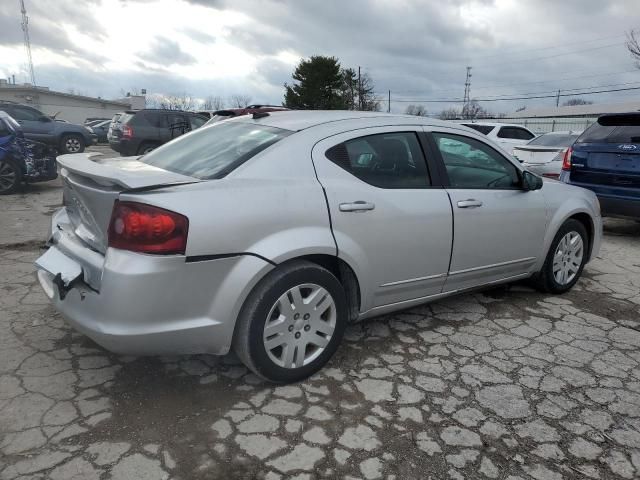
(35, 208, 273, 355)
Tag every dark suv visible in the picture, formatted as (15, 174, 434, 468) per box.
(0, 102, 95, 154)
(560, 113, 640, 219)
(107, 109, 208, 156)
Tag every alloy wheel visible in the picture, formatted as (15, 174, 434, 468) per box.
(0, 160, 17, 193)
(552, 231, 584, 285)
(65, 137, 81, 153)
(263, 283, 337, 369)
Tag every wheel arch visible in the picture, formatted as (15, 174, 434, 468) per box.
(568, 212, 595, 261)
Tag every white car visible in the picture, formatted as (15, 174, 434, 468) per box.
(513, 131, 583, 179)
(460, 122, 536, 150)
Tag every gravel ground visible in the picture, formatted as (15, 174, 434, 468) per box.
(1, 147, 640, 479)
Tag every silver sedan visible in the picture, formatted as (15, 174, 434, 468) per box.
(36, 111, 602, 383)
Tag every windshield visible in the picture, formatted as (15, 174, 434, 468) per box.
(527, 133, 579, 147)
(140, 121, 293, 179)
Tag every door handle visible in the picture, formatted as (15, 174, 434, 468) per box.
(457, 199, 483, 208)
(339, 201, 376, 212)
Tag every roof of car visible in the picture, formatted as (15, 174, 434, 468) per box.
(232, 110, 460, 131)
(459, 121, 532, 129)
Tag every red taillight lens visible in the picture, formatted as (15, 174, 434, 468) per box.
(561, 147, 573, 171)
(122, 124, 133, 139)
(108, 201, 188, 254)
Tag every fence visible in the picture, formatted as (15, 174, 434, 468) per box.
(491, 117, 597, 135)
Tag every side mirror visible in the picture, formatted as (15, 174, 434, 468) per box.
(522, 171, 543, 191)
(38, 116, 52, 122)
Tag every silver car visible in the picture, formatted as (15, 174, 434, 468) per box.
(513, 131, 583, 179)
(36, 111, 602, 383)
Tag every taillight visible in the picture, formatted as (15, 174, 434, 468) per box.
(122, 124, 133, 139)
(561, 147, 573, 171)
(108, 201, 188, 255)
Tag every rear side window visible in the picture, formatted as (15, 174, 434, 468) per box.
(577, 123, 640, 144)
(325, 132, 431, 188)
(140, 122, 292, 179)
(497, 127, 535, 140)
(142, 112, 166, 128)
(463, 124, 494, 135)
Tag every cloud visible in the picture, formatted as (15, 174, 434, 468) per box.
(138, 36, 197, 66)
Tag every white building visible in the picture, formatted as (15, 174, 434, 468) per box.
(0, 81, 146, 124)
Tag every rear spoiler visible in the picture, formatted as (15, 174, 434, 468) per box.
(57, 152, 199, 190)
(598, 113, 640, 126)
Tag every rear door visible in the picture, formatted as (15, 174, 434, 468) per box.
(429, 129, 547, 291)
(312, 127, 453, 311)
(569, 124, 640, 201)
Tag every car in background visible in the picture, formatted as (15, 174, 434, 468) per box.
(85, 118, 111, 126)
(461, 122, 536, 150)
(561, 113, 640, 219)
(199, 105, 289, 123)
(513, 131, 583, 179)
(107, 109, 208, 156)
(0, 101, 96, 154)
(36, 111, 601, 382)
(86, 119, 111, 143)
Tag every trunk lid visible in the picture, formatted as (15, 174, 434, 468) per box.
(570, 143, 640, 196)
(513, 146, 564, 164)
(58, 152, 198, 253)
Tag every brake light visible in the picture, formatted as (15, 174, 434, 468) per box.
(122, 124, 133, 139)
(561, 147, 573, 171)
(108, 201, 188, 254)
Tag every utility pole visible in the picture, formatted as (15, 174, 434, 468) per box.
(388, 90, 391, 113)
(555, 89, 561, 107)
(19, 0, 36, 86)
(358, 66, 362, 111)
(463, 66, 472, 115)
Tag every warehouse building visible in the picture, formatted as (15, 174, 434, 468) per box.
(0, 80, 145, 124)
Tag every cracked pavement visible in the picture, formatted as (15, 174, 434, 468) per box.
(2, 152, 640, 479)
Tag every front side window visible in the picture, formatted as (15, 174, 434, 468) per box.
(140, 121, 292, 179)
(433, 133, 520, 189)
(12, 106, 42, 121)
(325, 132, 430, 188)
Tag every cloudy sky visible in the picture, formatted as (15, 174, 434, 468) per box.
(1, 0, 639, 114)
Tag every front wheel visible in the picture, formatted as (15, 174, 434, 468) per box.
(233, 260, 348, 383)
(0, 158, 21, 195)
(532, 219, 588, 294)
(60, 134, 85, 154)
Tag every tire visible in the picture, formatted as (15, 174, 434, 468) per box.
(137, 143, 159, 155)
(233, 260, 348, 383)
(0, 158, 22, 195)
(60, 134, 85, 154)
(532, 219, 588, 294)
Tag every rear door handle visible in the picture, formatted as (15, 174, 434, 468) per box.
(457, 199, 483, 208)
(339, 201, 376, 212)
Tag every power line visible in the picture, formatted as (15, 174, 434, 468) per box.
(480, 42, 625, 67)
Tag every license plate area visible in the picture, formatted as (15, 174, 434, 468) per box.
(35, 248, 83, 300)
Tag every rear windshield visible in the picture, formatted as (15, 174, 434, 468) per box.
(140, 121, 292, 179)
(576, 123, 640, 144)
(463, 124, 494, 135)
(527, 133, 579, 147)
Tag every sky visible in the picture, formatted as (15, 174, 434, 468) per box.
(1, 0, 640, 115)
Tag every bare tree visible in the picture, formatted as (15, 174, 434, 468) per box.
(627, 29, 640, 65)
(229, 94, 252, 108)
(562, 98, 593, 106)
(461, 100, 489, 120)
(147, 93, 196, 110)
(405, 104, 428, 116)
(439, 108, 460, 120)
(202, 95, 225, 110)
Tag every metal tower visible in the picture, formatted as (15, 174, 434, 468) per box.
(463, 66, 472, 108)
(20, 0, 36, 86)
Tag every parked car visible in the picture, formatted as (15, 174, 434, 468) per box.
(107, 109, 208, 156)
(513, 131, 583, 179)
(460, 122, 536, 150)
(36, 111, 601, 382)
(560, 113, 640, 219)
(200, 105, 289, 124)
(0, 111, 57, 194)
(86, 119, 110, 143)
(85, 118, 111, 126)
(0, 102, 96, 154)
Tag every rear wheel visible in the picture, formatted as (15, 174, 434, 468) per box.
(137, 143, 159, 155)
(532, 219, 588, 294)
(0, 158, 21, 195)
(233, 260, 348, 383)
(60, 134, 85, 154)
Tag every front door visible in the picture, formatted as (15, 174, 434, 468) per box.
(430, 130, 547, 291)
(312, 127, 453, 311)
(9, 105, 55, 143)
